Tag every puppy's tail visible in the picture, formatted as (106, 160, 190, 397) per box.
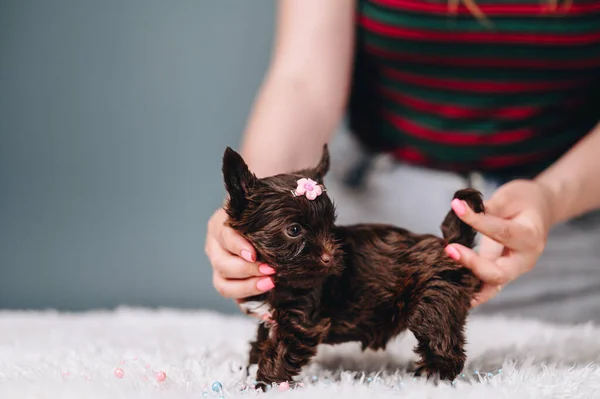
(440, 188, 485, 249)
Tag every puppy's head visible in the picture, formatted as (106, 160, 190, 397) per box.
(221, 145, 342, 287)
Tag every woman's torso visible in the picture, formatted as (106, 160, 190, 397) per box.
(348, 0, 600, 177)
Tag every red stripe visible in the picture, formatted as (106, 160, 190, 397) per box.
(365, 43, 600, 70)
(382, 67, 586, 93)
(383, 110, 534, 145)
(481, 149, 557, 168)
(360, 14, 600, 45)
(391, 146, 557, 170)
(393, 146, 429, 163)
(373, 0, 600, 16)
(379, 86, 539, 119)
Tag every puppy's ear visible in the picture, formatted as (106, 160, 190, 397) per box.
(313, 144, 330, 182)
(222, 147, 258, 220)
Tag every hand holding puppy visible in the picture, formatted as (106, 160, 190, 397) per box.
(205, 208, 275, 300)
(445, 179, 555, 307)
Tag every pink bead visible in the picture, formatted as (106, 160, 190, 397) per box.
(145, 364, 151, 369)
(114, 368, 124, 379)
(155, 371, 167, 382)
(279, 381, 290, 391)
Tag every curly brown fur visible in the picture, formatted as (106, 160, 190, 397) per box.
(221, 145, 484, 388)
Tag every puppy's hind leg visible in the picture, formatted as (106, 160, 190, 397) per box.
(407, 281, 470, 381)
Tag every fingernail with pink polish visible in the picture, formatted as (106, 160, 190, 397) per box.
(257, 277, 275, 292)
(259, 264, 275, 275)
(445, 245, 461, 261)
(241, 249, 254, 262)
(451, 198, 467, 216)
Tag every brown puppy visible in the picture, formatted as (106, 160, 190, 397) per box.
(221, 144, 484, 388)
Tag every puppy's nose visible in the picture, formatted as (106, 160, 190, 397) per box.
(320, 252, 332, 264)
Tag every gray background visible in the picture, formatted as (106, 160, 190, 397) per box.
(0, 0, 276, 312)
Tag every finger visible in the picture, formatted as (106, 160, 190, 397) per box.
(445, 243, 508, 285)
(215, 256, 265, 279)
(213, 273, 275, 299)
(206, 237, 272, 279)
(451, 199, 532, 250)
(219, 225, 257, 263)
(470, 283, 504, 308)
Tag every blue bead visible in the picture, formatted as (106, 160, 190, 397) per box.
(460, 373, 466, 378)
(311, 375, 318, 382)
(498, 368, 503, 374)
(487, 372, 493, 378)
(452, 380, 457, 386)
(474, 370, 479, 375)
(367, 377, 372, 383)
(211, 382, 223, 392)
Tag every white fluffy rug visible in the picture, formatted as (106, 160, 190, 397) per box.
(1, 308, 600, 399)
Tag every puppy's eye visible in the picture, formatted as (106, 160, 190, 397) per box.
(286, 224, 302, 238)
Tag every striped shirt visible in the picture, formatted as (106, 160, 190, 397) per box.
(348, 0, 600, 176)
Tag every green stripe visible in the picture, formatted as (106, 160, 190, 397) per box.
(364, 2, 600, 33)
(379, 75, 583, 105)
(374, 59, 597, 81)
(384, 100, 567, 132)
(361, 30, 600, 60)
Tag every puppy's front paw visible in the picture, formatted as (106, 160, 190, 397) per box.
(255, 380, 269, 392)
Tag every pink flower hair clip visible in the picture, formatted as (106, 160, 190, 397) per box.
(292, 178, 325, 200)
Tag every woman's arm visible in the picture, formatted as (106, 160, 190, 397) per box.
(240, 0, 355, 178)
(535, 122, 600, 224)
(206, 0, 355, 301)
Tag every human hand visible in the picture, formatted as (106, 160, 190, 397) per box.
(444, 179, 556, 307)
(205, 207, 275, 300)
